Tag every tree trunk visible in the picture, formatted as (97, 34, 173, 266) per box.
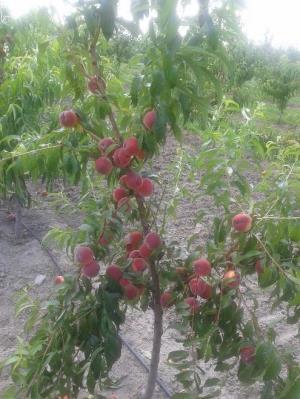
(143, 261, 163, 399)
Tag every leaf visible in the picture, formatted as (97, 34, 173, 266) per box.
(279, 377, 300, 399)
(100, 0, 117, 40)
(168, 350, 189, 363)
(204, 378, 220, 387)
(172, 394, 196, 399)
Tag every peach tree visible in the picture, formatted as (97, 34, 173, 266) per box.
(1, 1, 300, 399)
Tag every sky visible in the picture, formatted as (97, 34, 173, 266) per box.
(1, 0, 300, 49)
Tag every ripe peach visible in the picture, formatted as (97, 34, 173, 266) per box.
(135, 148, 145, 161)
(185, 297, 200, 314)
(55, 275, 64, 285)
(136, 284, 145, 296)
(136, 178, 154, 197)
(160, 292, 173, 308)
(132, 258, 147, 272)
(240, 346, 255, 364)
(98, 231, 112, 246)
(255, 260, 264, 275)
(82, 260, 100, 278)
(189, 277, 207, 297)
(143, 110, 156, 130)
(88, 76, 99, 93)
(232, 213, 252, 232)
(113, 148, 132, 168)
(123, 137, 139, 156)
(7, 212, 16, 222)
(119, 174, 128, 186)
(119, 278, 130, 287)
(113, 187, 128, 202)
(144, 232, 161, 250)
(106, 264, 123, 281)
(126, 171, 142, 190)
(125, 231, 143, 248)
(59, 110, 79, 128)
(193, 258, 211, 277)
(95, 156, 113, 175)
(75, 246, 94, 265)
(223, 270, 240, 289)
(128, 249, 141, 259)
(124, 284, 139, 300)
(200, 283, 212, 299)
(98, 137, 115, 155)
(139, 243, 152, 258)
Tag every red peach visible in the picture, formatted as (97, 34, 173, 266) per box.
(106, 264, 123, 281)
(128, 249, 141, 259)
(98, 231, 113, 246)
(126, 171, 142, 190)
(139, 243, 152, 258)
(240, 346, 255, 364)
(88, 76, 99, 93)
(7, 212, 16, 222)
(113, 187, 128, 202)
(143, 110, 156, 130)
(124, 284, 139, 300)
(136, 285, 145, 296)
(124, 231, 143, 248)
(123, 137, 139, 156)
(113, 148, 132, 168)
(82, 260, 100, 278)
(59, 110, 79, 128)
(75, 246, 94, 265)
(136, 178, 154, 197)
(193, 258, 211, 277)
(55, 275, 64, 285)
(119, 278, 130, 287)
(232, 213, 252, 232)
(160, 292, 173, 308)
(223, 270, 240, 288)
(144, 232, 161, 250)
(135, 148, 145, 161)
(132, 258, 147, 272)
(189, 277, 207, 297)
(200, 283, 212, 299)
(119, 175, 128, 186)
(255, 260, 264, 275)
(95, 156, 113, 175)
(185, 297, 200, 314)
(98, 137, 115, 155)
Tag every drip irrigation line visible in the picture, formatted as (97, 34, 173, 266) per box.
(18, 219, 172, 399)
(20, 221, 63, 275)
(120, 334, 172, 398)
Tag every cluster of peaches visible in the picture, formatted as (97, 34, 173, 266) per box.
(56, 212, 256, 312)
(57, 102, 258, 364)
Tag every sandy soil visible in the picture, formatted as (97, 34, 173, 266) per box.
(0, 134, 299, 399)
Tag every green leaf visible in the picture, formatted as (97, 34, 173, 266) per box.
(204, 378, 220, 387)
(168, 350, 189, 363)
(100, 0, 117, 40)
(279, 377, 300, 399)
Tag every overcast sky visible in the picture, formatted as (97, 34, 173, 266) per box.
(1, 0, 300, 49)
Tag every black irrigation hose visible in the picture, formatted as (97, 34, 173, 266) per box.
(120, 334, 172, 398)
(20, 221, 63, 275)
(18, 218, 172, 399)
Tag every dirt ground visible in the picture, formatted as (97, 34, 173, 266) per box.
(0, 134, 299, 398)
